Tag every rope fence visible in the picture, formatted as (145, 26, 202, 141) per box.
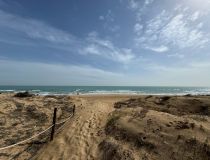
(55, 114, 74, 134)
(0, 125, 53, 151)
(0, 106, 75, 151)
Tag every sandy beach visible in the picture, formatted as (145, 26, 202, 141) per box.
(0, 93, 210, 160)
(1, 0, 210, 159)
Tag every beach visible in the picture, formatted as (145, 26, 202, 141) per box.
(0, 93, 210, 159)
(1, 0, 210, 159)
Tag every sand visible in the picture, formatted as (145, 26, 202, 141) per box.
(0, 94, 210, 160)
(0, 93, 75, 159)
(35, 95, 134, 160)
(102, 95, 210, 160)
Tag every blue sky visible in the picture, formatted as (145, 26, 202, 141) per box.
(0, 0, 210, 86)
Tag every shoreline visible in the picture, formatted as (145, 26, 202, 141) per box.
(1, 86, 210, 96)
(1, 91, 210, 97)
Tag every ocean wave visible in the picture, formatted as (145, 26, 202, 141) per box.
(34, 89, 210, 96)
(82, 90, 194, 95)
(1, 87, 210, 96)
(38, 92, 73, 96)
(86, 90, 141, 94)
(0, 90, 15, 92)
(31, 90, 41, 92)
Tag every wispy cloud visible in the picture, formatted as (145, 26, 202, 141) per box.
(99, 10, 120, 33)
(134, 7, 209, 52)
(99, 10, 114, 22)
(99, 15, 105, 20)
(0, 10, 76, 43)
(146, 45, 169, 53)
(167, 53, 184, 59)
(134, 23, 143, 35)
(190, 11, 200, 21)
(128, 0, 139, 10)
(144, 61, 210, 86)
(80, 44, 101, 55)
(0, 9, 131, 64)
(128, 0, 154, 22)
(128, 0, 153, 10)
(0, 59, 124, 85)
(80, 32, 135, 63)
(144, 0, 154, 6)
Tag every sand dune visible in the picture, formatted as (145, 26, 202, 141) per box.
(101, 95, 210, 160)
(0, 94, 210, 160)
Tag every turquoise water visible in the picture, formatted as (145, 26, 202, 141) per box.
(0, 86, 210, 95)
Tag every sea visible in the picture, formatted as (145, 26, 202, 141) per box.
(0, 86, 210, 96)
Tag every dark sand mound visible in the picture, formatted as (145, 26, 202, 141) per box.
(102, 96, 210, 160)
(114, 96, 210, 116)
(14, 91, 34, 98)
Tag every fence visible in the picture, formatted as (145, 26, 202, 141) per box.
(0, 106, 75, 157)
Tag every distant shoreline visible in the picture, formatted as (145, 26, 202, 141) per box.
(1, 86, 210, 96)
(1, 92, 210, 97)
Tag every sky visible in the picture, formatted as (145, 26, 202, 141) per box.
(0, 0, 210, 86)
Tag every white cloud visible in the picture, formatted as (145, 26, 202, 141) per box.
(127, 0, 154, 23)
(183, 0, 210, 11)
(145, 0, 154, 6)
(128, 0, 154, 23)
(117, 48, 135, 63)
(128, 0, 154, 10)
(135, 9, 209, 52)
(0, 9, 132, 64)
(3, 59, 210, 86)
(190, 61, 210, 68)
(147, 61, 210, 73)
(0, 60, 124, 85)
(160, 14, 208, 48)
(0, 10, 76, 44)
(80, 32, 135, 63)
(128, 0, 138, 9)
(100, 10, 114, 22)
(99, 15, 105, 20)
(99, 10, 120, 32)
(80, 44, 101, 55)
(197, 22, 203, 29)
(167, 53, 184, 58)
(146, 45, 169, 52)
(190, 11, 200, 21)
(107, 10, 114, 22)
(145, 61, 210, 86)
(134, 23, 143, 35)
(109, 25, 120, 32)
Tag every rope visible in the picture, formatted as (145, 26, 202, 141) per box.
(55, 114, 74, 134)
(0, 125, 53, 151)
(0, 114, 74, 151)
(55, 114, 73, 125)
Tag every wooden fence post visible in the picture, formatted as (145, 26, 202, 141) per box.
(50, 108, 57, 141)
(73, 105, 75, 116)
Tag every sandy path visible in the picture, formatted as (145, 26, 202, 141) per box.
(35, 95, 128, 160)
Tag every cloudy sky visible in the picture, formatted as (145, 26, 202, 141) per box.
(0, 0, 210, 86)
